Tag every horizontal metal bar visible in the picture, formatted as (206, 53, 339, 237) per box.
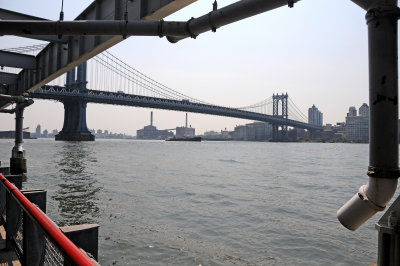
(0, 108, 15, 113)
(0, 8, 68, 43)
(0, 50, 36, 69)
(0, 20, 178, 36)
(0, 94, 33, 105)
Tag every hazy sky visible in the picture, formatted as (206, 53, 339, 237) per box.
(0, 0, 376, 135)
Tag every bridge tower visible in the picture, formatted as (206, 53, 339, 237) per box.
(272, 93, 288, 141)
(55, 62, 95, 141)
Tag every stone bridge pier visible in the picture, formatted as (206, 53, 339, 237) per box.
(55, 62, 95, 141)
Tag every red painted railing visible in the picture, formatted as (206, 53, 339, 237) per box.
(0, 173, 96, 265)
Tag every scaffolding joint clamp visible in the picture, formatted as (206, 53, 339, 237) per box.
(367, 166, 400, 179)
(158, 19, 164, 38)
(186, 17, 198, 39)
(208, 12, 217, 32)
(366, 6, 400, 23)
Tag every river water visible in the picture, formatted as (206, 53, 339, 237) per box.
(0, 139, 396, 265)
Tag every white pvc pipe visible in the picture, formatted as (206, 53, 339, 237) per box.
(337, 177, 398, 230)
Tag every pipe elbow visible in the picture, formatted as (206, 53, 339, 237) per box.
(337, 177, 398, 231)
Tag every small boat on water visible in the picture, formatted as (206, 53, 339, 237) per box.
(165, 136, 201, 142)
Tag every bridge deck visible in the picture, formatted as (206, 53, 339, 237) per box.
(30, 86, 323, 131)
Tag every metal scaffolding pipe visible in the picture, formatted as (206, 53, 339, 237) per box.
(337, 0, 399, 231)
(167, 0, 300, 43)
(0, 0, 299, 42)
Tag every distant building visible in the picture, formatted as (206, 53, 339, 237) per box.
(42, 129, 48, 138)
(345, 104, 369, 142)
(176, 127, 195, 138)
(347, 106, 357, 117)
(0, 131, 31, 139)
(204, 130, 219, 136)
(202, 129, 232, 140)
(359, 103, 369, 117)
(308, 105, 323, 126)
(35, 124, 41, 138)
(136, 111, 173, 139)
(233, 122, 272, 141)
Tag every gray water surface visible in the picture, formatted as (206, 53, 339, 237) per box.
(0, 139, 392, 265)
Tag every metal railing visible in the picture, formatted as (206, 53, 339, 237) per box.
(0, 173, 98, 265)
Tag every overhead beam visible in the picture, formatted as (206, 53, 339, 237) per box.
(0, 0, 197, 108)
(349, 0, 397, 10)
(0, 51, 36, 69)
(141, 0, 197, 20)
(0, 7, 47, 20)
(0, 72, 19, 85)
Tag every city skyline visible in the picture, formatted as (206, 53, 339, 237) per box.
(0, 1, 370, 135)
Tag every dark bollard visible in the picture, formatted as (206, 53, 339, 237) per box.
(61, 224, 99, 262)
(10, 158, 27, 175)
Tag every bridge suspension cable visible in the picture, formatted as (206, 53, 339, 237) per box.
(88, 51, 212, 105)
(236, 97, 273, 115)
(288, 97, 308, 123)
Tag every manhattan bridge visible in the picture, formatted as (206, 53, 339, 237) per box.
(1, 43, 321, 141)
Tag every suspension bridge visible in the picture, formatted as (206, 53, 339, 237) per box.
(2, 44, 322, 141)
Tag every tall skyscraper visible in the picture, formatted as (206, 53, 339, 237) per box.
(35, 124, 41, 138)
(308, 105, 323, 126)
(347, 106, 357, 117)
(345, 104, 369, 142)
(359, 103, 369, 117)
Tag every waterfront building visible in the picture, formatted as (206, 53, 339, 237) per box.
(42, 129, 48, 138)
(176, 127, 195, 138)
(0, 131, 31, 139)
(202, 129, 233, 140)
(345, 104, 369, 142)
(308, 105, 323, 126)
(233, 122, 272, 141)
(204, 130, 219, 136)
(136, 111, 174, 139)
